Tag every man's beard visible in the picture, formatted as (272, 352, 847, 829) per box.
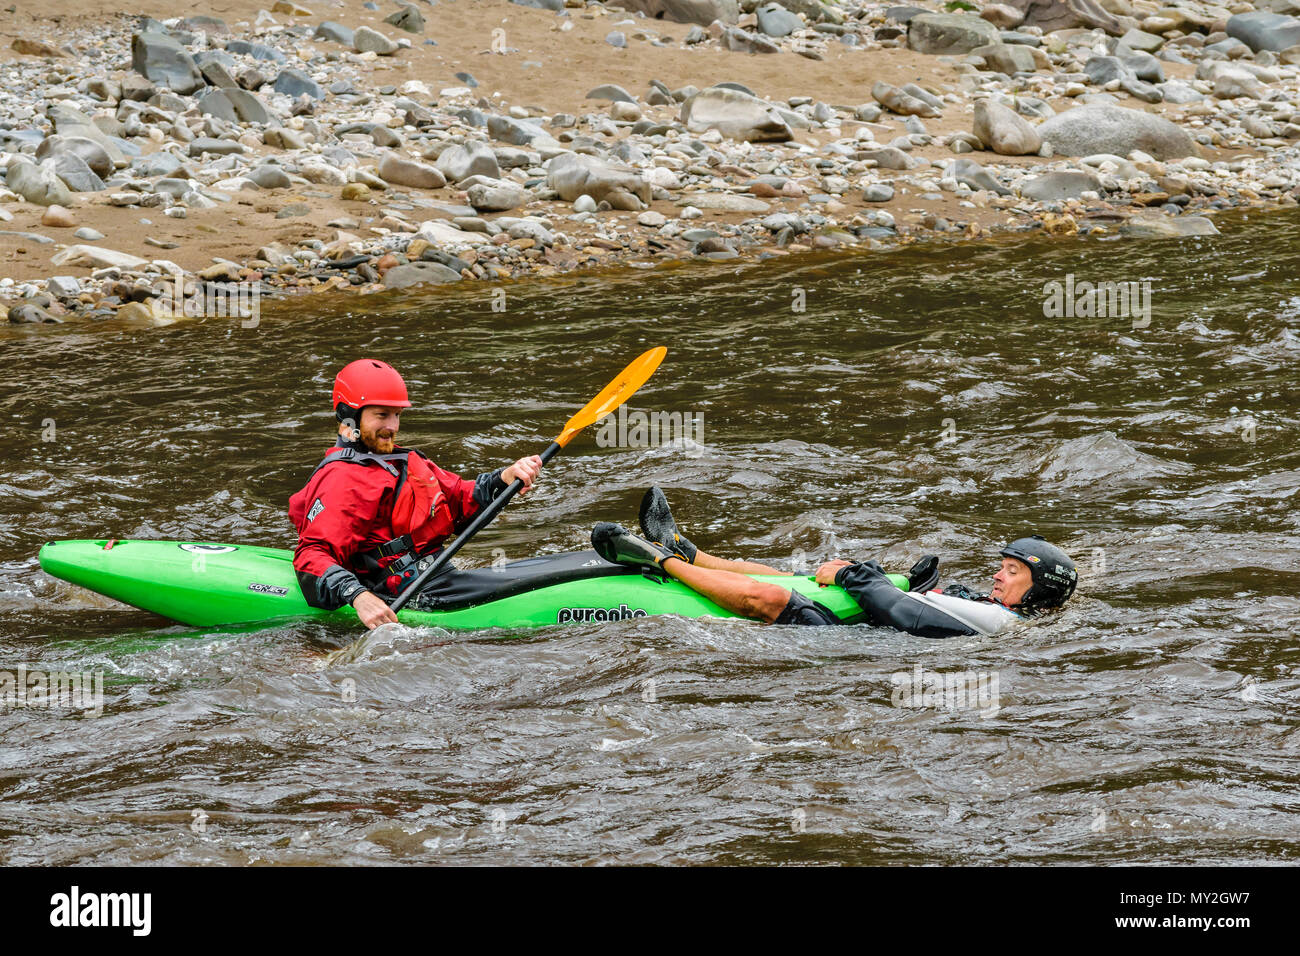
(360, 426, 396, 453)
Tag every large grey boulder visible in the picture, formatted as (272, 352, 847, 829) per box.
(1037, 103, 1197, 160)
(613, 0, 739, 25)
(49, 152, 106, 192)
(680, 87, 793, 142)
(131, 30, 203, 95)
(1019, 170, 1103, 201)
(36, 135, 113, 179)
(1226, 11, 1300, 53)
(949, 158, 1011, 195)
(382, 262, 462, 289)
(197, 88, 278, 125)
(487, 115, 561, 150)
(435, 142, 501, 182)
(907, 13, 999, 55)
(377, 153, 446, 189)
(47, 104, 126, 167)
(973, 99, 1041, 155)
(756, 3, 803, 36)
(1119, 215, 1220, 239)
(546, 152, 651, 207)
(466, 181, 529, 212)
(5, 160, 75, 206)
(354, 26, 399, 55)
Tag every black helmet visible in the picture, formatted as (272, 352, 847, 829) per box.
(1000, 535, 1077, 612)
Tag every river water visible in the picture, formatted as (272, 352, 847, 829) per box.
(1, 208, 1297, 865)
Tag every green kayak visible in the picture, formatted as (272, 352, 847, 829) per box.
(37, 539, 905, 631)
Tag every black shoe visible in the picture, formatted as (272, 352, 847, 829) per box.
(637, 486, 698, 564)
(906, 554, 940, 593)
(592, 522, 675, 570)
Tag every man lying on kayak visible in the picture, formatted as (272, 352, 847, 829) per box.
(591, 488, 1077, 637)
(288, 359, 543, 629)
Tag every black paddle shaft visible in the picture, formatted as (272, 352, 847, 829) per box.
(388, 441, 562, 612)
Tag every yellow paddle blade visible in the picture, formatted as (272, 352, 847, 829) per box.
(555, 346, 667, 447)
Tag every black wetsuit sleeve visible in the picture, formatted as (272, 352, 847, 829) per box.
(472, 468, 509, 507)
(834, 561, 977, 639)
(297, 563, 369, 611)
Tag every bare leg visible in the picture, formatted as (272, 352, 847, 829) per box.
(692, 548, 791, 576)
(661, 557, 791, 623)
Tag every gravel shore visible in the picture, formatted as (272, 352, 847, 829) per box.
(3, 0, 1299, 324)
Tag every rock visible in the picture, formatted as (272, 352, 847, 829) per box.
(1119, 215, 1220, 238)
(858, 146, 916, 169)
(435, 142, 501, 182)
(8, 303, 60, 324)
(606, 31, 627, 48)
(547, 152, 651, 207)
(49, 153, 105, 193)
(1158, 82, 1204, 104)
(47, 276, 80, 297)
(42, 205, 76, 227)
(721, 27, 780, 53)
(1019, 170, 1103, 200)
(354, 26, 400, 55)
(907, 13, 1000, 55)
(949, 158, 1011, 195)
(35, 135, 113, 179)
(199, 59, 240, 89)
(198, 88, 278, 125)
(315, 22, 354, 46)
(973, 42, 1039, 74)
(46, 104, 125, 167)
(226, 40, 286, 63)
(1213, 68, 1266, 99)
(981, 4, 1025, 28)
(131, 30, 204, 95)
(1118, 49, 1164, 84)
(382, 262, 463, 288)
(75, 227, 105, 241)
(341, 182, 371, 201)
(586, 84, 637, 104)
(466, 182, 529, 211)
(1121, 28, 1165, 53)
(612, 0, 740, 26)
(384, 5, 425, 33)
(371, 126, 402, 148)
(574, 194, 597, 213)
(974, 99, 1041, 155)
(680, 87, 792, 142)
(863, 183, 895, 202)
(674, 192, 770, 212)
(1037, 104, 1197, 161)
(377, 153, 446, 190)
(262, 128, 306, 150)
(13, 37, 65, 57)
(638, 210, 667, 227)
(873, 81, 940, 117)
(5, 161, 74, 206)
(50, 244, 149, 270)
(248, 165, 292, 189)
(1085, 55, 1129, 86)
(188, 137, 246, 157)
(1226, 12, 1300, 53)
(756, 3, 803, 36)
(273, 69, 324, 100)
(1006, 0, 1122, 34)
(487, 115, 560, 149)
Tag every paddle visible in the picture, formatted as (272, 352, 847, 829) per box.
(387, 346, 667, 613)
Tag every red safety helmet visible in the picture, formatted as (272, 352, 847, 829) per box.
(332, 359, 412, 423)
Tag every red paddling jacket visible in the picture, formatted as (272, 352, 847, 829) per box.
(288, 437, 507, 609)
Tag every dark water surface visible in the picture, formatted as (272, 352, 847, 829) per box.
(1, 208, 1297, 864)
